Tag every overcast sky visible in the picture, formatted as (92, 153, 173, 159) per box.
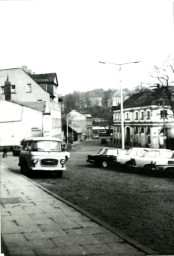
(0, 0, 173, 95)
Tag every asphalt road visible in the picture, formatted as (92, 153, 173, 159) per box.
(8, 140, 174, 254)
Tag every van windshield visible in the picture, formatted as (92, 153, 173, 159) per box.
(33, 140, 62, 152)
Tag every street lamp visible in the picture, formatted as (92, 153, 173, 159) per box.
(99, 60, 141, 149)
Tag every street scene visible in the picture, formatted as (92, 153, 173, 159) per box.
(1, 140, 174, 255)
(0, 1, 174, 256)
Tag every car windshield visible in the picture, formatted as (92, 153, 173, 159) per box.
(33, 140, 62, 152)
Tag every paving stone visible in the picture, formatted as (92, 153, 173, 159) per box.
(24, 230, 67, 240)
(2, 222, 41, 234)
(71, 235, 101, 246)
(24, 238, 56, 250)
(35, 245, 84, 256)
(39, 221, 81, 232)
(51, 235, 78, 247)
(81, 243, 112, 255)
(23, 205, 45, 214)
(51, 219, 82, 228)
(8, 248, 37, 256)
(107, 242, 145, 254)
(5, 207, 27, 215)
(94, 233, 123, 243)
(65, 226, 111, 236)
(2, 233, 28, 248)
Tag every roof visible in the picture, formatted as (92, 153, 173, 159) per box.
(23, 137, 61, 142)
(30, 73, 58, 85)
(14, 101, 46, 112)
(68, 125, 83, 134)
(112, 86, 174, 110)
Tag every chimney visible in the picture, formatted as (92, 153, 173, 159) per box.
(4, 75, 11, 101)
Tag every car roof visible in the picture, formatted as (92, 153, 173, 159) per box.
(23, 137, 61, 142)
(148, 148, 172, 152)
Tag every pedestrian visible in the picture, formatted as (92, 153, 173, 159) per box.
(3, 146, 8, 158)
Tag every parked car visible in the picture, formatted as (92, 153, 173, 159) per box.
(86, 147, 126, 168)
(116, 147, 150, 166)
(92, 134, 99, 139)
(130, 148, 173, 171)
(152, 151, 174, 174)
(12, 145, 21, 156)
(18, 137, 70, 177)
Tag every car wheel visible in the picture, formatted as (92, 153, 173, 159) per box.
(101, 161, 108, 168)
(165, 167, 174, 177)
(143, 164, 155, 172)
(125, 161, 131, 168)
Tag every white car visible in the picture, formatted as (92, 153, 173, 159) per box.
(130, 148, 173, 171)
(116, 147, 150, 166)
(152, 151, 174, 173)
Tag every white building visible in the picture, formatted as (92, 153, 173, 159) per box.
(0, 67, 62, 141)
(112, 86, 174, 149)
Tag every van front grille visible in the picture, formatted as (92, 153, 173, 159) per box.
(41, 159, 58, 166)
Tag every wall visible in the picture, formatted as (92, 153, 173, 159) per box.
(0, 101, 43, 146)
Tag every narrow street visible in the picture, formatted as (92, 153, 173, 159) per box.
(5, 140, 174, 255)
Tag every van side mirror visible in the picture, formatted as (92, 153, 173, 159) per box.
(27, 146, 32, 151)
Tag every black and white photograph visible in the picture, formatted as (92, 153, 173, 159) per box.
(0, 0, 174, 255)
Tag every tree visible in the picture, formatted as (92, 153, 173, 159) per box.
(151, 56, 174, 87)
(150, 56, 174, 113)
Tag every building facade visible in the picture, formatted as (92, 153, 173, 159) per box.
(65, 110, 92, 142)
(0, 100, 43, 146)
(0, 67, 62, 139)
(112, 87, 174, 149)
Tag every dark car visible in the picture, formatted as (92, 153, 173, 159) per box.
(86, 147, 126, 168)
(12, 145, 21, 156)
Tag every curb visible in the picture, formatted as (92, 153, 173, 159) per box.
(24, 175, 159, 255)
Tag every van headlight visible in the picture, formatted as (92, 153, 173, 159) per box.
(32, 159, 38, 164)
(60, 159, 65, 165)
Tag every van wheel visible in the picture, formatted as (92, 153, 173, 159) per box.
(102, 161, 108, 168)
(20, 163, 25, 174)
(21, 162, 30, 176)
(55, 171, 63, 178)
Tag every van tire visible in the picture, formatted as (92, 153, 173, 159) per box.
(56, 171, 63, 178)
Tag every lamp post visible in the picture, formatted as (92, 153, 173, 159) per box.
(99, 60, 141, 149)
(66, 114, 69, 143)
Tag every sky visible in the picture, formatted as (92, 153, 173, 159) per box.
(0, 0, 173, 95)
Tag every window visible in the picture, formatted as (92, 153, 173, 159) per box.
(135, 112, 139, 120)
(140, 112, 144, 120)
(125, 112, 129, 120)
(0, 86, 4, 94)
(27, 84, 32, 93)
(11, 85, 16, 94)
(146, 111, 150, 120)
